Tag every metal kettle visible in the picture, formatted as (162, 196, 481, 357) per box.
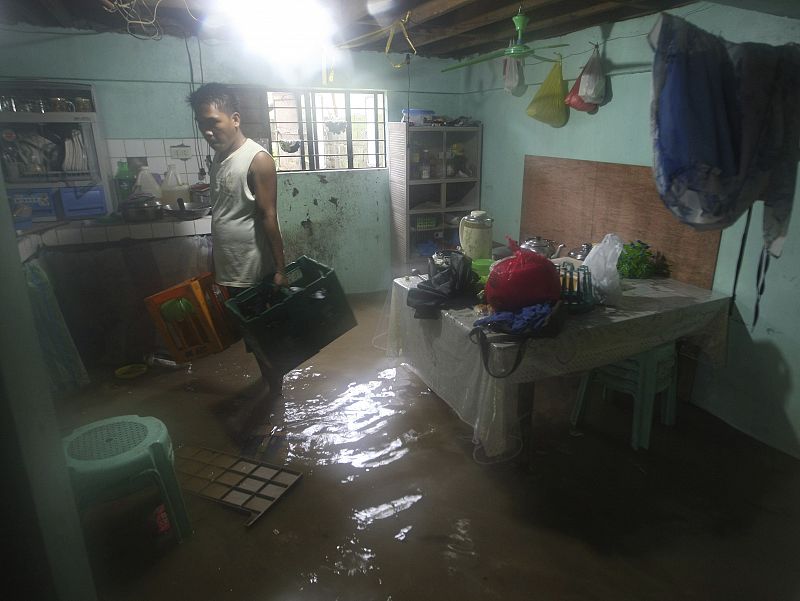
(520, 236, 565, 258)
(568, 243, 593, 261)
(459, 210, 494, 260)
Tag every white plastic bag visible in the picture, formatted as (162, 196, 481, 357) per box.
(502, 56, 526, 97)
(578, 48, 606, 104)
(582, 233, 624, 305)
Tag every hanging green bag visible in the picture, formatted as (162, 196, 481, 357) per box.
(526, 60, 568, 127)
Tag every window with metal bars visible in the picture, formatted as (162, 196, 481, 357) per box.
(259, 90, 386, 172)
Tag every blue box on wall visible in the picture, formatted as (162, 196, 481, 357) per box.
(60, 186, 106, 218)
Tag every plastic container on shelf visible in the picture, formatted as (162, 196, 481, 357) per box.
(401, 109, 435, 126)
(160, 164, 190, 208)
(134, 166, 162, 199)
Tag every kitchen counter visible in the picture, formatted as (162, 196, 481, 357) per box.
(16, 215, 212, 262)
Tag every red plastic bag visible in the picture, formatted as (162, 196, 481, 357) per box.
(565, 72, 598, 113)
(485, 240, 561, 311)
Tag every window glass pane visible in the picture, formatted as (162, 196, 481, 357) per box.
(350, 93, 372, 111)
(260, 89, 386, 172)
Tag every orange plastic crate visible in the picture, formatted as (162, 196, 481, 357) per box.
(144, 273, 239, 363)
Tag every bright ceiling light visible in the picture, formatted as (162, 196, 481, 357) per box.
(207, 0, 338, 77)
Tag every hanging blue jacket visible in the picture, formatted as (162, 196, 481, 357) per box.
(650, 14, 800, 258)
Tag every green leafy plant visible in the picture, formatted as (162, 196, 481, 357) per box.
(617, 240, 656, 278)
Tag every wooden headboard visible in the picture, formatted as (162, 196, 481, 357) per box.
(521, 155, 722, 289)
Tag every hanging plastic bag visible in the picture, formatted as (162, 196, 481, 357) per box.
(578, 48, 606, 104)
(484, 241, 561, 311)
(502, 56, 527, 97)
(526, 60, 568, 127)
(565, 70, 598, 113)
(581, 233, 624, 306)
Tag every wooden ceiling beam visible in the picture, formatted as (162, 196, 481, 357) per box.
(337, 0, 478, 49)
(154, 0, 214, 11)
(36, 0, 74, 27)
(404, 0, 479, 26)
(426, 0, 638, 56)
(529, 1, 692, 43)
(155, 0, 386, 23)
(411, 0, 562, 48)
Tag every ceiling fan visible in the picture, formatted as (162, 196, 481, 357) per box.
(441, 8, 567, 73)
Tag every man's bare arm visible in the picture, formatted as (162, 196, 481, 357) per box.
(250, 152, 288, 286)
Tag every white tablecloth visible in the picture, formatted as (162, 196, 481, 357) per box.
(387, 276, 730, 457)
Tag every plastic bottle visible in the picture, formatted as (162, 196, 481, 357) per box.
(133, 166, 162, 199)
(160, 164, 190, 208)
(114, 160, 136, 202)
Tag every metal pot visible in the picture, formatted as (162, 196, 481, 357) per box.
(521, 236, 565, 258)
(120, 194, 163, 222)
(163, 201, 211, 221)
(189, 183, 210, 205)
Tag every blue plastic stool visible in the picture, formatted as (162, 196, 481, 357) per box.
(63, 415, 192, 541)
(570, 343, 677, 450)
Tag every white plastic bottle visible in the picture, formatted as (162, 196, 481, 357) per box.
(160, 164, 189, 208)
(134, 166, 162, 199)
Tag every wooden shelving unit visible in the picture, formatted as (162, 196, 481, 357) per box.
(388, 123, 482, 275)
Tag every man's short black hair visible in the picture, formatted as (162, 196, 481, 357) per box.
(187, 83, 240, 115)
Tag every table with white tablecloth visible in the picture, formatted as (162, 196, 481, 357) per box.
(387, 276, 730, 457)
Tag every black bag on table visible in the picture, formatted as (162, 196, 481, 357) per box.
(406, 251, 478, 319)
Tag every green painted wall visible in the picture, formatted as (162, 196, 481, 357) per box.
(4, 3, 799, 458)
(463, 2, 800, 457)
(0, 27, 469, 293)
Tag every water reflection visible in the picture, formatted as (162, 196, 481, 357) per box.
(394, 526, 413, 541)
(445, 518, 477, 558)
(282, 367, 416, 468)
(353, 494, 423, 530)
(327, 535, 378, 577)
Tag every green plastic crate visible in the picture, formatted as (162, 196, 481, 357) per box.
(224, 256, 357, 372)
(414, 214, 438, 230)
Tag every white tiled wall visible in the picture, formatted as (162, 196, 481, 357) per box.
(107, 138, 211, 185)
(17, 216, 213, 261)
(15, 137, 214, 262)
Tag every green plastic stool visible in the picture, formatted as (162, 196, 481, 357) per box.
(63, 415, 192, 541)
(571, 343, 677, 450)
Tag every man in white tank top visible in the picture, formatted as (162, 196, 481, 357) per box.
(188, 83, 288, 405)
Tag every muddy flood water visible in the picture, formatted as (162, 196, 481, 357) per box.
(57, 293, 800, 601)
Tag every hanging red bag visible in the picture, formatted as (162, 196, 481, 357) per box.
(565, 71, 598, 113)
(485, 240, 561, 311)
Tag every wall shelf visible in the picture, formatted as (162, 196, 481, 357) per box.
(388, 123, 482, 274)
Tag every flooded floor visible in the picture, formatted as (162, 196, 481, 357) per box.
(58, 293, 800, 601)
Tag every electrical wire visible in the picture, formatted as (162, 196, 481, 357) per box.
(196, 36, 210, 175)
(182, 0, 201, 21)
(406, 54, 411, 124)
(183, 34, 205, 178)
(103, 0, 164, 39)
(103, 0, 210, 41)
(197, 36, 204, 84)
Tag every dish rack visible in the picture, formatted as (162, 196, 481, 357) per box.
(559, 263, 595, 313)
